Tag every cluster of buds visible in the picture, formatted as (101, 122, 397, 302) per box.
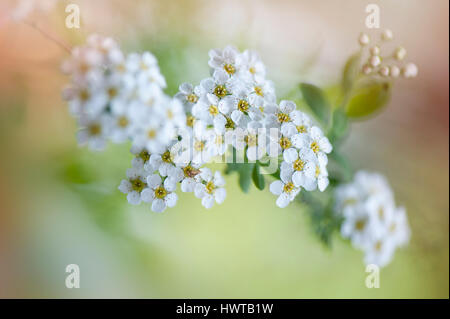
(358, 29, 418, 79)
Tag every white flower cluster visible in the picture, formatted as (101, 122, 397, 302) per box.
(176, 46, 333, 209)
(62, 34, 175, 151)
(358, 29, 418, 78)
(62, 40, 333, 212)
(335, 171, 410, 267)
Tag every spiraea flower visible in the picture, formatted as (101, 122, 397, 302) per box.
(118, 167, 150, 205)
(269, 170, 301, 208)
(194, 168, 227, 209)
(335, 171, 410, 267)
(141, 174, 178, 213)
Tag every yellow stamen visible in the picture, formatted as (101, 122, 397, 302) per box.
(237, 99, 249, 112)
(277, 112, 290, 123)
(209, 105, 219, 116)
(214, 85, 227, 98)
(205, 181, 216, 194)
(279, 137, 291, 150)
(187, 93, 198, 103)
(223, 64, 235, 75)
(293, 159, 304, 171)
(254, 86, 263, 96)
(154, 186, 167, 199)
(283, 182, 295, 193)
(131, 178, 146, 192)
(118, 116, 129, 128)
(311, 141, 320, 153)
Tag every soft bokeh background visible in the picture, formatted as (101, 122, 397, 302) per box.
(0, 0, 448, 298)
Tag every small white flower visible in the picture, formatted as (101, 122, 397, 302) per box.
(280, 148, 316, 190)
(130, 145, 151, 169)
(192, 93, 228, 134)
(208, 46, 239, 76)
(141, 174, 178, 213)
(169, 162, 202, 193)
(363, 229, 397, 268)
(147, 150, 176, 177)
(292, 126, 332, 165)
(132, 117, 173, 154)
(194, 168, 226, 208)
(118, 167, 150, 205)
(174, 82, 201, 112)
(236, 49, 266, 81)
(76, 114, 112, 151)
(269, 170, 301, 208)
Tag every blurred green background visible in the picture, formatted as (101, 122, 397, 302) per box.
(0, 0, 448, 298)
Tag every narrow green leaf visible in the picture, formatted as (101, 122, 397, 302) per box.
(239, 163, 254, 193)
(346, 79, 392, 119)
(342, 53, 362, 98)
(251, 162, 265, 190)
(300, 83, 331, 124)
(327, 109, 349, 143)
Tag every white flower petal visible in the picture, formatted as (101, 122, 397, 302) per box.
(270, 180, 284, 195)
(151, 198, 166, 213)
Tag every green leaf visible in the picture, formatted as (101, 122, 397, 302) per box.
(251, 162, 265, 190)
(300, 83, 331, 124)
(327, 109, 349, 143)
(342, 53, 362, 99)
(238, 163, 254, 193)
(346, 79, 392, 119)
(224, 148, 254, 193)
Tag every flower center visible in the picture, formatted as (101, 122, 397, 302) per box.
(378, 207, 384, 220)
(108, 87, 118, 99)
(293, 159, 304, 171)
(249, 67, 256, 74)
(279, 137, 291, 150)
(186, 115, 195, 127)
(138, 150, 150, 162)
(311, 141, 320, 153)
(225, 117, 235, 129)
(194, 140, 205, 152)
(389, 223, 397, 233)
(374, 241, 383, 252)
(315, 165, 320, 178)
(88, 123, 101, 136)
(79, 89, 90, 102)
(237, 99, 249, 112)
(187, 93, 198, 103)
(296, 125, 307, 133)
(244, 134, 258, 147)
(147, 129, 157, 139)
(223, 64, 235, 75)
(254, 86, 263, 96)
(355, 219, 366, 231)
(205, 181, 216, 194)
(162, 151, 173, 163)
(131, 178, 146, 193)
(343, 198, 357, 206)
(214, 85, 227, 98)
(209, 104, 219, 116)
(154, 186, 167, 199)
(183, 165, 200, 178)
(118, 116, 129, 128)
(167, 110, 174, 119)
(215, 135, 224, 145)
(283, 182, 295, 193)
(277, 112, 290, 123)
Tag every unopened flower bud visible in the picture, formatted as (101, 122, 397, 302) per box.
(402, 63, 418, 78)
(358, 33, 370, 46)
(389, 65, 400, 78)
(362, 64, 373, 75)
(369, 55, 381, 67)
(394, 47, 407, 61)
(381, 29, 393, 41)
(370, 46, 380, 56)
(379, 66, 390, 77)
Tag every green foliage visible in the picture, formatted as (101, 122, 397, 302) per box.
(327, 108, 349, 144)
(345, 79, 392, 119)
(300, 83, 331, 125)
(224, 148, 254, 193)
(298, 191, 343, 248)
(251, 162, 266, 190)
(341, 53, 362, 103)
